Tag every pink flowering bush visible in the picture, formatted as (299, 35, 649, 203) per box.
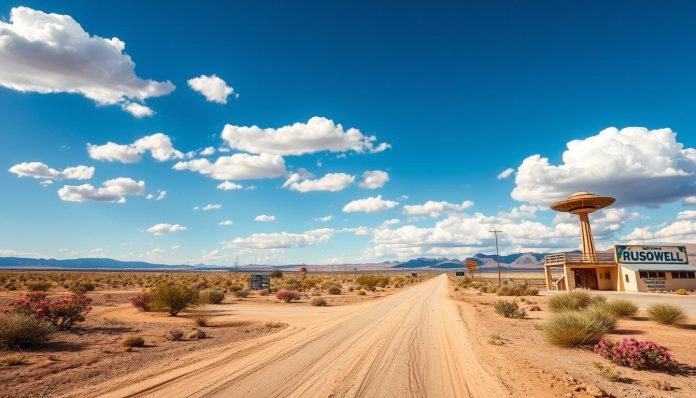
(5, 294, 92, 330)
(130, 293, 156, 311)
(276, 290, 300, 303)
(594, 338, 675, 369)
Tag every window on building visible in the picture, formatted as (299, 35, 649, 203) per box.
(672, 271, 696, 279)
(639, 271, 647, 278)
(625, 274, 629, 283)
(605, 272, 611, 279)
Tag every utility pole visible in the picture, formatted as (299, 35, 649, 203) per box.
(489, 228, 502, 285)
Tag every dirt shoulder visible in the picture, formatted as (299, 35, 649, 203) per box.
(449, 280, 696, 398)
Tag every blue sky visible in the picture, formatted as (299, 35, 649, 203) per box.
(1, 1, 695, 265)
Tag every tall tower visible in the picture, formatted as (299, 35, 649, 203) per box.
(550, 192, 615, 259)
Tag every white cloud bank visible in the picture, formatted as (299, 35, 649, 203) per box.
(343, 195, 399, 213)
(512, 127, 696, 207)
(173, 153, 286, 180)
(188, 74, 236, 104)
(223, 228, 334, 250)
(402, 200, 474, 218)
(57, 177, 145, 203)
(359, 170, 389, 189)
(194, 203, 221, 211)
(147, 223, 187, 236)
(0, 7, 174, 115)
(88, 133, 183, 163)
(221, 117, 389, 156)
(9, 162, 94, 180)
(283, 172, 354, 192)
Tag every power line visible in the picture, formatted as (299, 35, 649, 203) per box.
(489, 228, 502, 285)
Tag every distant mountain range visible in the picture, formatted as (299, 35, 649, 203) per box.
(1, 246, 694, 271)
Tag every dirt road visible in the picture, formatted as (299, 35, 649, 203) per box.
(82, 274, 506, 398)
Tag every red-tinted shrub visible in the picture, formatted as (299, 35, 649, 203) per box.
(276, 290, 300, 303)
(5, 294, 92, 330)
(130, 293, 156, 311)
(594, 338, 675, 369)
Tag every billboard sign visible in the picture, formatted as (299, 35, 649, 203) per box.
(250, 274, 271, 290)
(615, 245, 688, 265)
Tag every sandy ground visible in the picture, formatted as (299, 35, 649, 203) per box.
(65, 274, 506, 398)
(452, 284, 696, 398)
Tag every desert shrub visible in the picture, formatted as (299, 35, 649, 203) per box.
(494, 300, 526, 319)
(548, 291, 605, 313)
(495, 285, 539, 296)
(0, 314, 54, 347)
(543, 310, 614, 347)
(69, 281, 95, 294)
(302, 277, 322, 290)
(648, 303, 686, 326)
(154, 283, 197, 316)
(674, 288, 688, 295)
(276, 290, 300, 303)
(27, 281, 52, 292)
(593, 361, 622, 382)
(606, 300, 638, 319)
(191, 312, 212, 327)
(188, 328, 206, 339)
(327, 286, 341, 295)
(265, 321, 287, 328)
(198, 289, 225, 304)
(122, 336, 145, 348)
(259, 289, 270, 296)
(270, 270, 283, 278)
(165, 328, 184, 341)
(594, 338, 675, 369)
(233, 289, 249, 299)
(5, 294, 92, 330)
(356, 275, 381, 289)
(356, 289, 366, 296)
(310, 297, 327, 306)
(0, 354, 27, 366)
(130, 293, 156, 311)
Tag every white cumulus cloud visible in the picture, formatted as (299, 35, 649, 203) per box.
(497, 168, 514, 180)
(0, 7, 174, 115)
(283, 172, 354, 192)
(255, 214, 276, 222)
(122, 102, 154, 118)
(216, 181, 244, 191)
(147, 223, 187, 236)
(343, 195, 399, 213)
(9, 162, 94, 181)
(512, 127, 696, 207)
(57, 177, 145, 203)
(316, 215, 333, 222)
(88, 133, 183, 163)
(219, 220, 234, 226)
(359, 170, 389, 189)
(187, 74, 236, 104)
(173, 153, 286, 180)
(402, 200, 474, 218)
(220, 116, 390, 156)
(194, 203, 222, 211)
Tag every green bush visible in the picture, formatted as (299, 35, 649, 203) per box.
(496, 285, 539, 296)
(543, 310, 615, 347)
(494, 300, 526, 319)
(356, 289, 366, 296)
(327, 286, 341, 295)
(154, 283, 198, 316)
(0, 314, 54, 347)
(548, 291, 605, 313)
(198, 288, 225, 304)
(69, 281, 96, 294)
(648, 303, 687, 326)
(122, 336, 145, 347)
(310, 297, 327, 306)
(233, 289, 249, 299)
(605, 300, 638, 318)
(356, 275, 382, 289)
(165, 328, 184, 341)
(270, 270, 283, 278)
(27, 281, 52, 292)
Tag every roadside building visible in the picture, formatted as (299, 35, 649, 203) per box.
(543, 192, 696, 292)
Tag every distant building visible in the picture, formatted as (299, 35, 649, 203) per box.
(544, 192, 696, 292)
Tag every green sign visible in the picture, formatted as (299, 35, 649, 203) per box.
(455, 271, 466, 277)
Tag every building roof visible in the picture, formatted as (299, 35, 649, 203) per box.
(620, 263, 696, 272)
